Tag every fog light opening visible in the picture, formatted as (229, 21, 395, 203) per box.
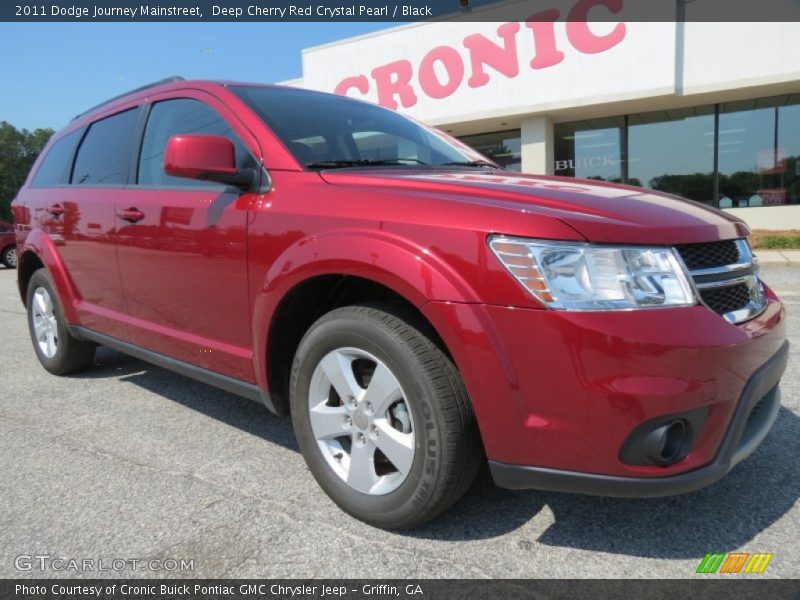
(643, 419, 689, 466)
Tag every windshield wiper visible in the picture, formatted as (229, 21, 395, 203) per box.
(305, 158, 427, 169)
(438, 160, 499, 168)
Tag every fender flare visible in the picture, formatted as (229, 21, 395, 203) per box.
(17, 229, 81, 322)
(251, 228, 481, 391)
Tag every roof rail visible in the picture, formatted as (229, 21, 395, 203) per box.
(71, 76, 185, 121)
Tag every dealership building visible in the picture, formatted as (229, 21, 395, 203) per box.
(285, 4, 800, 229)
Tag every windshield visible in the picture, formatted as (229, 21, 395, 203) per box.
(230, 86, 489, 169)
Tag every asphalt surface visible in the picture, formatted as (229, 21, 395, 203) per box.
(0, 265, 798, 579)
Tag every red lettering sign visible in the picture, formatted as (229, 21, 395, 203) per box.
(334, 0, 628, 107)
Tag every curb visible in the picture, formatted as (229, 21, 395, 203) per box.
(755, 249, 800, 266)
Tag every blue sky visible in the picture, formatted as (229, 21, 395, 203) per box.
(0, 22, 396, 131)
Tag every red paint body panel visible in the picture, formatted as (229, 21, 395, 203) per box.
(423, 295, 785, 475)
(0, 225, 14, 259)
(10, 80, 787, 489)
(164, 134, 238, 180)
(115, 189, 254, 381)
(47, 187, 129, 340)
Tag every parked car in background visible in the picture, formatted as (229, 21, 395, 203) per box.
(11, 78, 788, 529)
(0, 221, 16, 268)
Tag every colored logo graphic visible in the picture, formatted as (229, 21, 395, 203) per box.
(696, 552, 773, 574)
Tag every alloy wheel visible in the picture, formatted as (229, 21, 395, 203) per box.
(31, 287, 58, 358)
(308, 347, 415, 495)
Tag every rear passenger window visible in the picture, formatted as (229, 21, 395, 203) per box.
(71, 108, 139, 185)
(32, 129, 82, 187)
(138, 98, 254, 187)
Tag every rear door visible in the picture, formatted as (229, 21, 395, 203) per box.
(115, 93, 259, 382)
(47, 108, 140, 340)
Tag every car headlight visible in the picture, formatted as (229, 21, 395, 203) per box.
(488, 236, 696, 311)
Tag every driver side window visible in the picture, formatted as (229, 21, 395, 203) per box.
(138, 98, 254, 187)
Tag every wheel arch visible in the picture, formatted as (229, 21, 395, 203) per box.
(261, 273, 456, 415)
(253, 231, 477, 414)
(16, 230, 79, 322)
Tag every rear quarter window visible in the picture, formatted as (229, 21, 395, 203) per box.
(31, 129, 83, 187)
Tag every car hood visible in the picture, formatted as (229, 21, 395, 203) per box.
(319, 169, 749, 245)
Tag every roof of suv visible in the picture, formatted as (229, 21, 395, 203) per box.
(71, 76, 293, 126)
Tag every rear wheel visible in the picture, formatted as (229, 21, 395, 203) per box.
(26, 269, 95, 375)
(290, 304, 481, 529)
(1, 245, 16, 268)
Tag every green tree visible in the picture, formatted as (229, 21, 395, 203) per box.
(0, 121, 54, 222)
(650, 172, 714, 204)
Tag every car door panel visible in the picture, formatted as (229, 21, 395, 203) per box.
(52, 109, 140, 340)
(115, 93, 259, 382)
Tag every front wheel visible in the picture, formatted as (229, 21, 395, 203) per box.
(290, 305, 482, 529)
(1, 245, 16, 268)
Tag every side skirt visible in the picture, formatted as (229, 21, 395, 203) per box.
(69, 325, 278, 414)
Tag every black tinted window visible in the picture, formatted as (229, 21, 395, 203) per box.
(138, 98, 253, 187)
(230, 86, 473, 167)
(72, 108, 139, 185)
(32, 129, 82, 187)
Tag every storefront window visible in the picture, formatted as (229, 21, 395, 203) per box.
(779, 96, 800, 206)
(628, 106, 715, 204)
(718, 95, 800, 208)
(458, 130, 521, 171)
(553, 118, 623, 182)
(551, 94, 800, 208)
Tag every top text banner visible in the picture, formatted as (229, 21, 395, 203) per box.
(4, 0, 800, 22)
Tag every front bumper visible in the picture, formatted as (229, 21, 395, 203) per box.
(422, 294, 786, 488)
(489, 341, 786, 496)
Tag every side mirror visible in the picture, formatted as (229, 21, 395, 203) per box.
(164, 134, 254, 189)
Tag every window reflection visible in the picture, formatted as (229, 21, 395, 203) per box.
(719, 96, 800, 208)
(554, 118, 623, 182)
(549, 93, 800, 208)
(458, 130, 522, 171)
(628, 106, 714, 204)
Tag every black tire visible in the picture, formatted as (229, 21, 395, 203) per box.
(290, 304, 482, 529)
(1, 245, 16, 268)
(26, 269, 95, 375)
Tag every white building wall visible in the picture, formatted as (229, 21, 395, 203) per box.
(296, 19, 677, 126)
(521, 116, 554, 175)
(681, 22, 800, 96)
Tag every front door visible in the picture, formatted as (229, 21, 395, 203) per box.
(115, 95, 259, 382)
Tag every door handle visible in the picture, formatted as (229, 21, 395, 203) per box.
(117, 208, 145, 223)
(48, 204, 64, 216)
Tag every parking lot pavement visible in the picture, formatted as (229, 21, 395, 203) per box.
(0, 264, 798, 580)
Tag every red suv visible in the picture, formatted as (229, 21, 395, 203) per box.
(0, 221, 16, 268)
(12, 78, 787, 528)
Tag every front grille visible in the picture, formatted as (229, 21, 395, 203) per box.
(675, 239, 766, 324)
(675, 240, 741, 270)
(700, 283, 751, 316)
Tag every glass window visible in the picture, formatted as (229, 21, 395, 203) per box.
(554, 118, 623, 182)
(32, 129, 82, 187)
(71, 108, 139, 186)
(138, 98, 254, 187)
(628, 106, 715, 204)
(777, 95, 800, 206)
(458, 130, 521, 171)
(230, 86, 476, 167)
(718, 97, 788, 208)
